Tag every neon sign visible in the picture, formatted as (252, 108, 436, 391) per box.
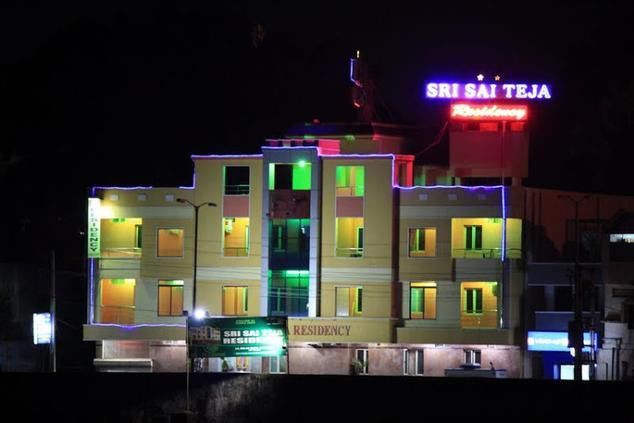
(425, 82, 551, 100)
(450, 103, 528, 121)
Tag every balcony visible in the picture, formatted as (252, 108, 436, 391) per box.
(452, 247, 521, 259)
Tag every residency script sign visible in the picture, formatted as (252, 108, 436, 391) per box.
(188, 316, 287, 358)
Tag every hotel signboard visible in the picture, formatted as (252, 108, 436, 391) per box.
(188, 316, 287, 358)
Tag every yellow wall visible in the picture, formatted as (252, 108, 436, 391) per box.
(320, 282, 391, 318)
(140, 218, 193, 280)
(400, 218, 453, 282)
(321, 158, 394, 269)
(194, 159, 263, 270)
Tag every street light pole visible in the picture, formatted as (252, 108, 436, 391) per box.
(558, 194, 590, 381)
(176, 199, 217, 310)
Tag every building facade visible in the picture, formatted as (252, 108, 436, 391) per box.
(83, 119, 634, 379)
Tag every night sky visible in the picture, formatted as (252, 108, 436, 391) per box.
(2, 0, 634, 262)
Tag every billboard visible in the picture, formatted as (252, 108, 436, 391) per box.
(188, 316, 287, 358)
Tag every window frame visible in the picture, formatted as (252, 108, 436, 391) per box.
(157, 280, 184, 317)
(156, 228, 185, 258)
(464, 287, 484, 315)
(355, 349, 369, 375)
(222, 286, 249, 316)
(410, 284, 437, 320)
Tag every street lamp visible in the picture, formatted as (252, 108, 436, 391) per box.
(557, 194, 590, 381)
(176, 198, 217, 310)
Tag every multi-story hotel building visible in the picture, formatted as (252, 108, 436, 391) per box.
(83, 111, 634, 380)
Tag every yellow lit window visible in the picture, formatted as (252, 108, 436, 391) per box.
(158, 280, 184, 316)
(157, 228, 184, 257)
(223, 286, 248, 316)
(408, 228, 437, 257)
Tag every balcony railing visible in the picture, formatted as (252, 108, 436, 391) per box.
(223, 247, 249, 257)
(225, 185, 250, 195)
(335, 247, 363, 258)
(453, 248, 521, 259)
(460, 308, 499, 329)
(99, 305, 135, 325)
(100, 247, 142, 258)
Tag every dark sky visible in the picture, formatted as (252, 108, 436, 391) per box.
(2, 0, 634, 261)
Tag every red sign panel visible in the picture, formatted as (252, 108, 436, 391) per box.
(450, 103, 528, 121)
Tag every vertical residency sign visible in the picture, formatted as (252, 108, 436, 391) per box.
(87, 198, 101, 258)
(188, 317, 287, 358)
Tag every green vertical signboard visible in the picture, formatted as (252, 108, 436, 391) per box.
(87, 198, 101, 258)
(188, 316, 287, 358)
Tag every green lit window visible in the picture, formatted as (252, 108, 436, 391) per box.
(336, 287, 363, 317)
(410, 282, 437, 319)
(158, 280, 184, 316)
(465, 225, 482, 250)
(268, 270, 309, 317)
(268, 162, 311, 190)
(408, 228, 436, 257)
(464, 288, 483, 314)
(336, 166, 364, 196)
(224, 166, 250, 195)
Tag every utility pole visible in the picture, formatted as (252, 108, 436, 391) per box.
(558, 194, 590, 381)
(176, 199, 216, 310)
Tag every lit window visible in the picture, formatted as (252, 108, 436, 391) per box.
(223, 286, 248, 316)
(100, 278, 135, 324)
(336, 166, 365, 197)
(465, 225, 482, 250)
(410, 282, 437, 319)
(464, 288, 483, 314)
(408, 228, 436, 257)
(460, 282, 498, 329)
(269, 163, 311, 190)
(224, 166, 250, 195)
(158, 280, 184, 316)
(335, 218, 364, 257)
(223, 218, 249, 257)
(268, 270, 309, 317)
(157, 228, 184, 257)
(336, 287, 363, 317)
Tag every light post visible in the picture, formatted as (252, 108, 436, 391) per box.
(176, 198, 216, 310)
(558, 194, 590, 381)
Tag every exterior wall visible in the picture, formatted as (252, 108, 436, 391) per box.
(321, 157, 394, 271)
(193, 158, 263, 268)
(320, 281, 391, 318)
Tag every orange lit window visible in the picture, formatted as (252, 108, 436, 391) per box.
(157, 229, 184, 257)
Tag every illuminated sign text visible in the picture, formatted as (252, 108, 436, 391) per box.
(87, 198, 101, 258)
(425, 82, 551, 100)
(450, 103, 528, 121)
(292, 324, 351, 337)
